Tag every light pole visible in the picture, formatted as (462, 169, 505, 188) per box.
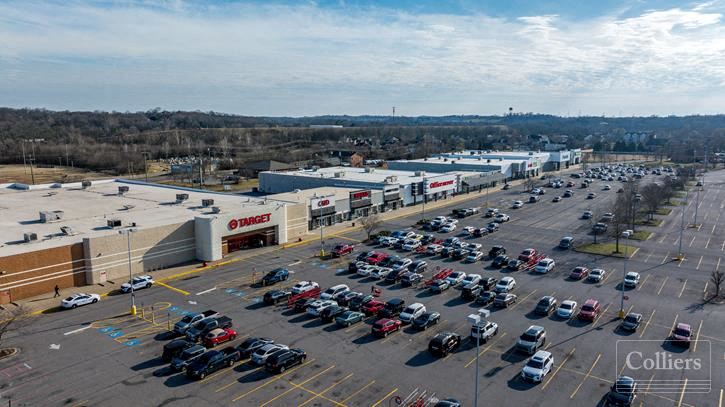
(319, 220, 325, 257)
(618, 234, 630, 319)
(474, 333, 480, 407)
(677, 189, 688, 260)
(119, 228, 137, 315)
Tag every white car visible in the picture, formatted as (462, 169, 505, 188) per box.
(603, 185, 611, 190)
(495, 276, 516, 293)
(521, 350, 554, 383)
(321, 284, 349, 300)
(371, 267, 393, 279)
(462, 273, 482, 287)
(485, 208, 500, 217)
(534, 258, 555, 274)
(512, 201, 524, 209)
(557, 300, 577, 319)
(121, 275, 154, 293)
(445, 271, 467, 286)
(621, 229, 634, 238)
(402, 239, 421, 251)
(61, 293, 101, 309)
(357, 265, 377, 277)
(624, 272, 641, 287)
(462, 226, 476, 235)
(602, 213, 615, 222)
(494, 213, 510, 223)
(252, 344, 289, 365)
(378, 236, 395, 246)
(588, 269, 606, 282)
(291, 281, 320, 294)
(392, 258, 413, 271)
(399, 303, 427, 324)
(467, 242, 483, 251)
(440, 223, 457, 233)
(426, 244, 443, 255)
(466, 251, 484, 263)
(306, 299, 337, 316)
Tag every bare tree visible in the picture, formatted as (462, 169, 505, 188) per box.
(640, 183, 662, 221)
(611, 191, 635, 253)
(661, 176, 676, 204)
(710, 270, 724, 301)
(0, 305, 32, 357)
(360, 215, 382, 241)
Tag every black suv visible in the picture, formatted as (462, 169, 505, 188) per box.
(349, 294, 374, 311)
(293, 298, 316, 313)
(534, 296, 557, 315)
(378, 298, 405, 318)
(461, 283, 482, 301)
(476, 291, 496, 306)
(265, 349, 307, 374)
(320, 305, 348, 322)
(162, 339, 194, 362)
(480, 277, 498, 291)
(408, 260, 428, 273)
(263, 289, 291, 305)
(488, 245, 506, 259)
(491, 254, 510, 268)
(236, 337, 274, 359)
(261, 268, 289, 286)
(428, 332, 461, 357)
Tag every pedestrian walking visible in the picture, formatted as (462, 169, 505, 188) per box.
(54, 285, 60, 298)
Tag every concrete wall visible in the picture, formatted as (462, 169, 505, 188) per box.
(285, 203, 309, 242)
(83, 221, 196, 285)
(0, 243, 86, 302)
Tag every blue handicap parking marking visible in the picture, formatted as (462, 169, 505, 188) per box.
(225, 288, 237, 294)
(169, 306, 179, 312)
(319, 264, 328, 269)
(124, 339, 141, 347)
(98, 327, 115, 333)
(233, 291, 245, 297)
(336, 268, 346, 273)
(108, 331, 124, 338)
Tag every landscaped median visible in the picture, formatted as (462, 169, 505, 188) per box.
(575, 243, 639, 258)
(635, 218, 663, 227)
(655, 208, 672, 216)
(629, 231, 652, 240)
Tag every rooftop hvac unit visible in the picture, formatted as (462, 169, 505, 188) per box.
(529, 152, 534, 155)
(414, 171, 425, 177)
(176, 193, 189, 203)
(118, 186, 130, 195)
(60, 226, 76, 236)
(39, 210, 64, 223)
(107, 219, 122, 228)
(23, 232, 38, 243)
(424, 157, 428, 161)
(211, 206, 221, 214)
(122, 204, 135, 210)
(364, 167, 375, 173)
(487, 159, 491, 163)
(385, 176, 398, 183)
(81, 180, 92, 189)
(443, 158, 448, 162)
(334, 171, 345, 178)
(470, 151, 475, 155)
(202, 199, 214, 207)
(451, 160, 456, 164)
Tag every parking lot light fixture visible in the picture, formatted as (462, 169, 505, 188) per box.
(618, 235, 630, 319)
(119, 228, 138, 316)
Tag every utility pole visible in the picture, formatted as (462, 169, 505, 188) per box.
(22, 142, 27, 175)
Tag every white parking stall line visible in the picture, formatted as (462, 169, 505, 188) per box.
(706, 238, 711, 249)
(196, 287, 217, 296)
(689, 236, 696, 248)
(696, 256, 703, 270)
(64, 326, 93, 336)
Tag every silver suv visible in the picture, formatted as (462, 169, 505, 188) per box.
(516, 325, 546, 355)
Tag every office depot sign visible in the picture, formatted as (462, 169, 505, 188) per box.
(228, 213, 272, 230)
(425, 176, 457, 194)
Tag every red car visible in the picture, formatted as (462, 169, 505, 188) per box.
(202, 327, 237, 347)
(372, 318, 401, 337)
(518, 248, 538, 262)
(671, 323, 692, 347)
(361, 299, 385, 316)
(569, 266, 590, 280)
(578, 299, 601, 321)
(366, 252, 388, 265)
(331, 243, 354, 257)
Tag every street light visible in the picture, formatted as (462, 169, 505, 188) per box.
(618, 233, 631, 319)
(119, 228, 138, 315)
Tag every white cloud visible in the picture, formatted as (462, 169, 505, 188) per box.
(0, 1, 724, 115)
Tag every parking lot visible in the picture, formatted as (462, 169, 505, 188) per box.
(2, 165, 724, 407)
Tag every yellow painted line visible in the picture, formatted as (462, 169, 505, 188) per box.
(230, 358, 315, 401)
(464, 332, 508, 368)
(692, 320, 703, 352)
(338, 380, 375, 404)
(678, 280, 687, 298)
(637, 274, 651, 292)
(258, 365, 335, 407)
(283, 381, 349, 407)
(570, 353, 601, 399)
(198, 357, 250, 384)
(509, 289, 538, 310)
(640, 309, 656, 338)
(677, 378, 688, 407)
(155, 281, 190, 296)
(71, 400, 89, 407)
(593, 304, 611, 327)
(541, 348, 575, 390)
(214, 366, 264, 393)
(371, 388, 398, 407)
(297, 373, 354, 407)
(656, 277, 669, 296)
(330, 234, 362, 243)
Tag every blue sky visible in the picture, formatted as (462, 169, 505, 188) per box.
(1, 0, 725, 116)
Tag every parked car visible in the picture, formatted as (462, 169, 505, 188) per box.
(261, 268, 290, 286)
(173, 310, 220, 335)
(251, 344, 289, 365)
(408, 260, 428, 273)
(588, 268, 606, 282)
(162, 339, 194, 363)
(291, 281, 320, 294)
(121, 275, 154, 293)
(494, 276, 516, 293)
(582, 211, 593, 219)
(263, 289, 292, 305)
(401, 239, 421, 251)
(507, 259, 524, 271)
(306, 299, 337, 317)
(427, 244, 444, 255)
(484, 208, 499, 217)
(186, 316, 233, 342)
(236, 337, 274, 359)
(512, 201, 524, 209)
(361, 299, 386, 316)
(569, 266, 590, 280)
(619, 312, 642, 332)
(349, 294, 374, 311)
(366, 252, 388, 265)
(440, 223, 457, 233)
(534, 296, 557, 315)
(520, 350, 554, 383)
(400, 272, 423, 287)
(61, 293, 100, 309)
(170, 344, 206, 371)
(186, 347, 241, 380)
(488, 245, 506, 258)
(557, 300, 578, 319)
(203, 327, 237, 348)
(494, 213, 510, 223)
(516, 325, 546, 355)
(321, 284, 349, 300)
(461, 273, 482, 287)
(399, 303, 426, 324)
(265, 348, 307, 374)
(445, 271, 467, 286)
(606, 376, 638, 406)
(331, 244, 354, 257)
(491, 254, 510, 268)
(470, 320, 498, 343)
(465, 251, 484, 263)
(428, 332, 461, 357)
(578, 299, 601, 322)
(494, 293, 517, 307)
(559, 236, 574, 249)
(593, 223, 608, 233)
(552, 196, 562, 202)
(670, 322, 692, 347)
(476, 291, 496, 306)
(378, 298, 405, 318)
(335, 310, 365, 327)
(473, 227, 489, 237)
(518, 248, 538, 262)
(372, 318, 401, 337)
(429, 279, 451, 293)
(623, 272, 640, 288)
(412, 311, 441, 330)
(486, 222, 500, 233)
(320, 305, 348, 322)
(534, 258, 555, 274)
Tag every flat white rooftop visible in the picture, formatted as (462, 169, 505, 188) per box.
(436, 150, 550, 159)
(268, 167, 457, 184)
(0, 179, 275, 256)
(393, 156, 524, 166)
(266, 186, 363, 204)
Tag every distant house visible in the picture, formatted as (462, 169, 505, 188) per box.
(239, 160, 297, 178)
(327, 151, 364, 168)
